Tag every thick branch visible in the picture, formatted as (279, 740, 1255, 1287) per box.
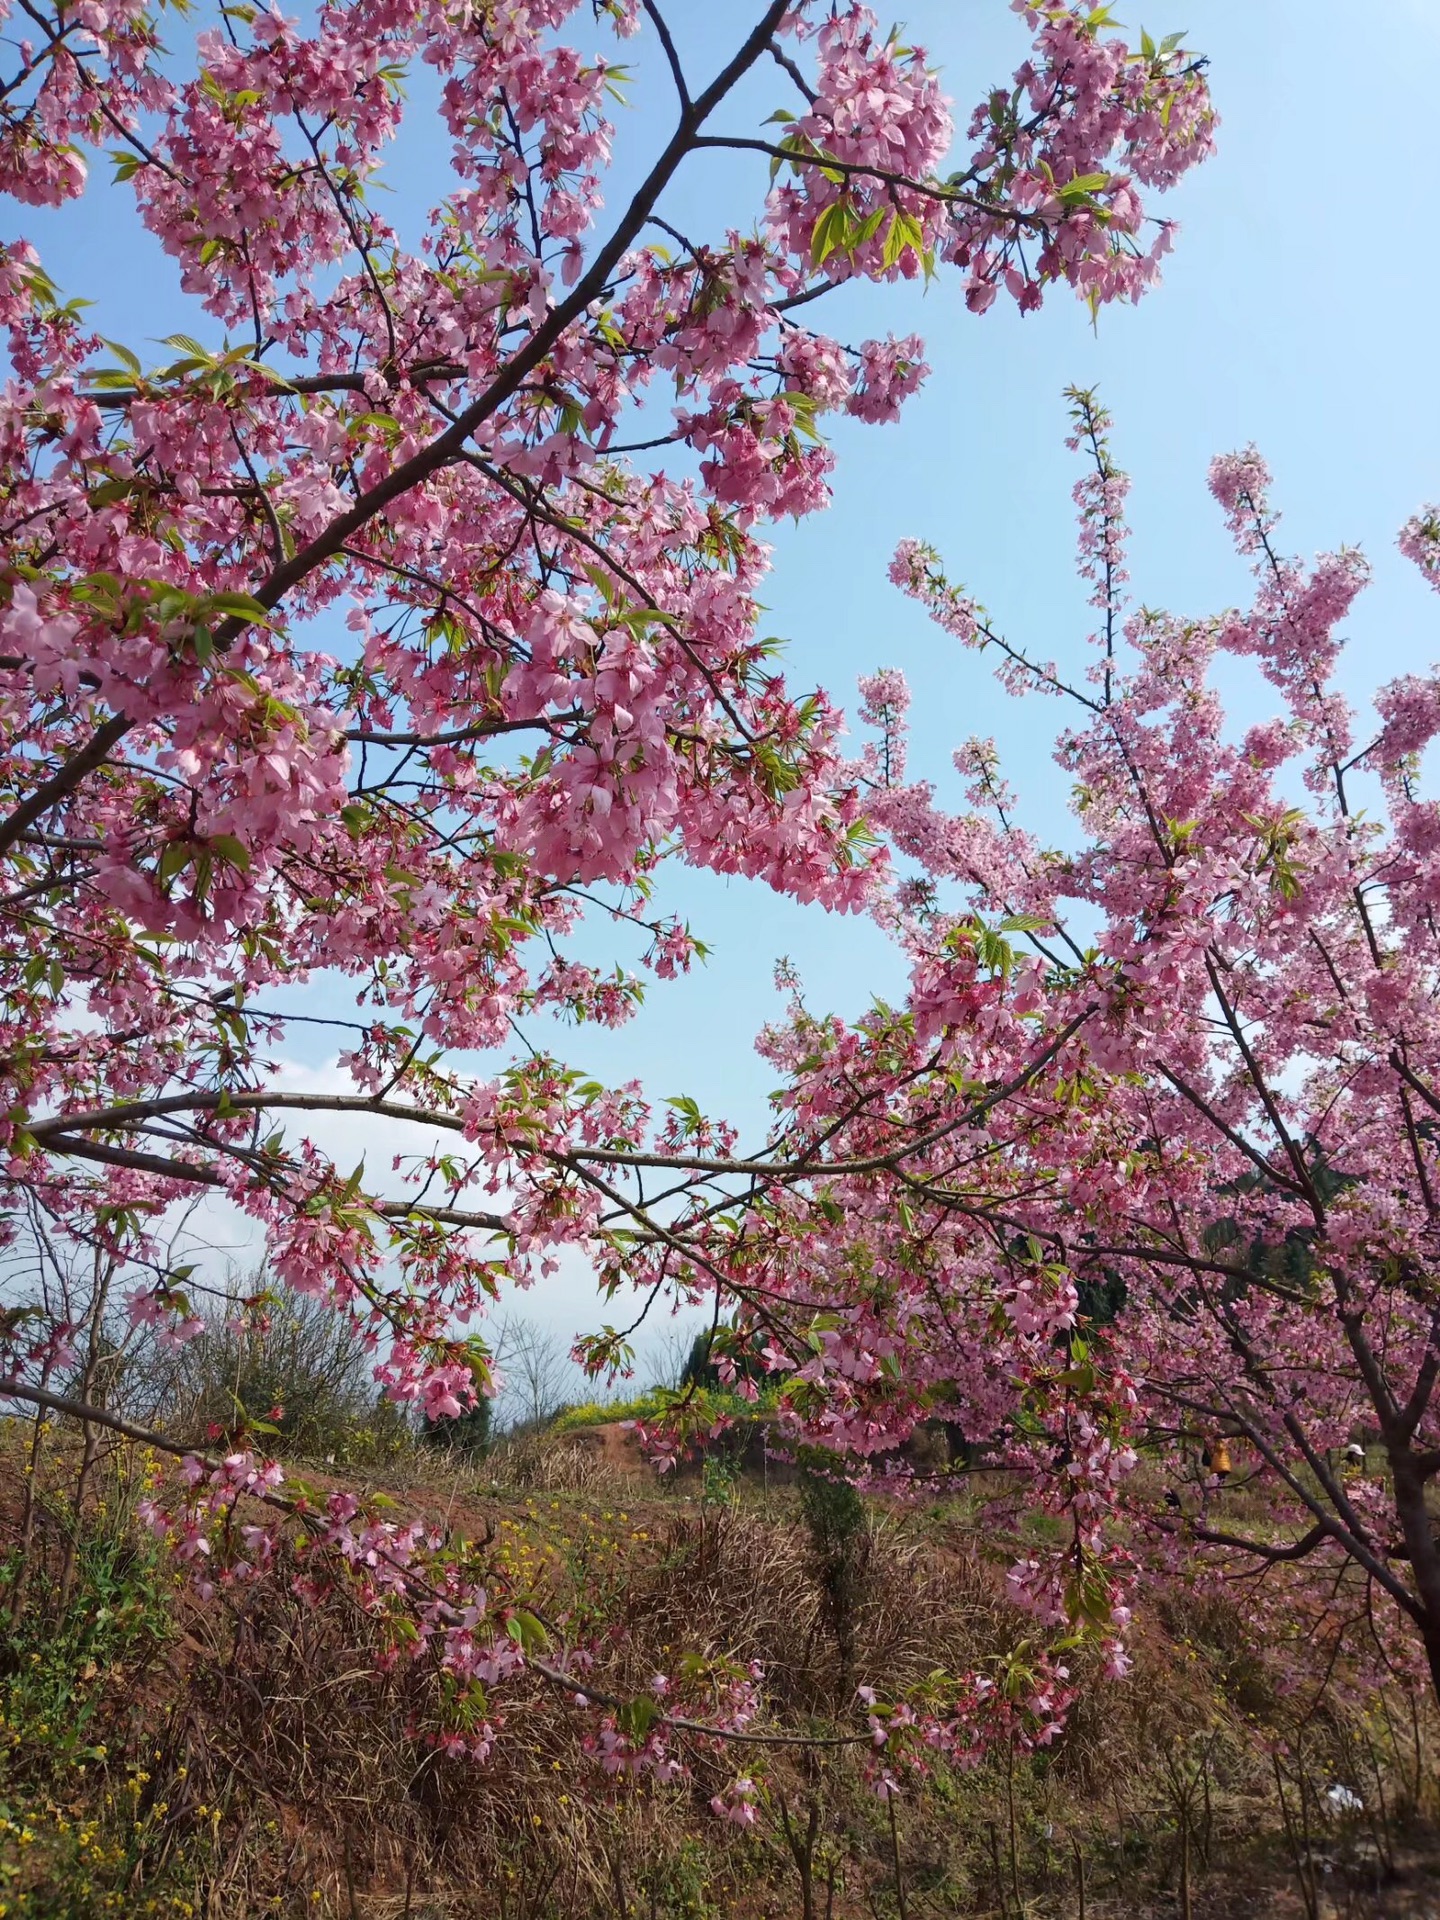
(0, 712, 131, 857)
(4, 3, 790, 854)
(1190, 1520, 1328, 1564)
(30, 1011, 1093, 1186)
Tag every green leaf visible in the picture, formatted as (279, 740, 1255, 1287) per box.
(160, 332, 217, 363)
(809, 200, 851, 268)
(616, 1695, 661, 1741)
(583, 562, 621, 607)
(881, 210, 925, 271)
(202, 590, 276, 627)
(209, 834, 251, 874)
(156, 841, 195, 885)
(86, 477, 137, 507)
(100, 339, 143, 376)
(505, 1609, 550, 1655)
(617, 606, 666, 633)
(665, 1094, 703, 1135)
(856, 204, 889, 247)
(1055, 1361, 1097, 1394)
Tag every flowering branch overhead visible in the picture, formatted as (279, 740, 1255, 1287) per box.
(1, 0, 1215, 1776)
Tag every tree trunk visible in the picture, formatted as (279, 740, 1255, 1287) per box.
(1389, 1451, 1440, 1725)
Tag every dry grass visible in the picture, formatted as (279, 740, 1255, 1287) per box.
(3, 1419, 1439, 1918)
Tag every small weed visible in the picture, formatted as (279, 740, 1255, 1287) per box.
(0, 1511, 204, 1918)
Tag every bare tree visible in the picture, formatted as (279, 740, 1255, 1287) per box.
(1, 1198, 157, 1609)
(491, 1316, 579, 1432)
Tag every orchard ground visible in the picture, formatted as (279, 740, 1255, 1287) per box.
(3, 1410, 1439, 1920)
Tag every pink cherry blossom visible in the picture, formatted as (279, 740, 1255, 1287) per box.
(0, 3, 1214, 1771)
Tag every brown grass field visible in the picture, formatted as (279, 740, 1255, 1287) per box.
(3, 1415, 1439, 1919)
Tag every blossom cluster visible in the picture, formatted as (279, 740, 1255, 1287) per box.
(1, 1, 1213, 1774)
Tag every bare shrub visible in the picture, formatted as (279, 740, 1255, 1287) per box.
(483, 1428, 631, 1497)
(162, 1277, 413, 1465)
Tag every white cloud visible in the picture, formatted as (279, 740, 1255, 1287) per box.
(164, 1057, 703, 1378)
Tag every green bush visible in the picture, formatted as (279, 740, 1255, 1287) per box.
(550, 1382, 776, 1436)
(0, 1509, 205, 1917)
(422, 1394, 493, 1459)
(796, 1449, 870, 1692)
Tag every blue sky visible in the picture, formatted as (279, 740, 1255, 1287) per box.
(490, 0, 1440, 1145)
(17, 1, 1440, 1357)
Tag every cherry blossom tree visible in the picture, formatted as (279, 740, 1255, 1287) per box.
(695, 390, 1440, 1715)
(0, 0, 1215, 1763)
